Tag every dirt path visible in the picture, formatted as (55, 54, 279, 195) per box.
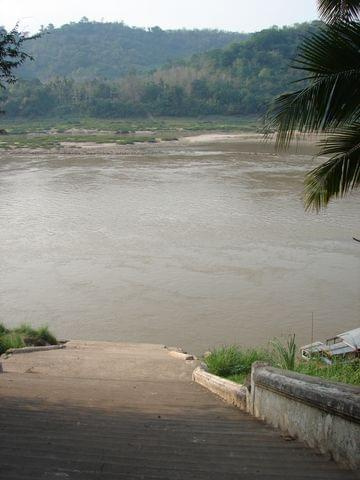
(0, 341, 356, 479)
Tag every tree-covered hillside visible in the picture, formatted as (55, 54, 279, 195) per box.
(18, 19, 248, 80)
(148, 22, 318, 114)
(2, 22, 320, 118)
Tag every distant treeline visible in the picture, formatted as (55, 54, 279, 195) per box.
(18, 19, 248, 80)
(1, 22, 319, 118)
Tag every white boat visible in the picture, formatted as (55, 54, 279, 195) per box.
(300, 327, 360, 363)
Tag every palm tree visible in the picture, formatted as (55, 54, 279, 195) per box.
(267, 1, 360, 211)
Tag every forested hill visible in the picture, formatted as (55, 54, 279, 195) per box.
(147, 22, 319, 114)
(3, 22, 320, 118)
(19, 20, 248, 80)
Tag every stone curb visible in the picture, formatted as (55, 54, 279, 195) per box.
(192, 365, 247, 410)
(2, 344, 66, 357)
(168, 350, 195, 361)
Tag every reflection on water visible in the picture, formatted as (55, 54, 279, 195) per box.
(0, 140, 359, 353)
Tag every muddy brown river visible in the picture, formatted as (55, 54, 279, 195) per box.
(0, 137, 359, 353)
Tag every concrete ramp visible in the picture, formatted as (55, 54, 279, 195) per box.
(0, 341, 356, 479)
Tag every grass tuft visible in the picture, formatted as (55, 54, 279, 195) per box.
(204, 345, 271, 384)
(0, 323, 58, 354)
(270, 334, 297, 370)
(0, 332, 25, 354)
(36, 326, 58, 345)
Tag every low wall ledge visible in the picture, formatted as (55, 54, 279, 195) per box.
(3, 344, 66, 356)
(253, 365, 360, 423)
(193, 365, 247, 410)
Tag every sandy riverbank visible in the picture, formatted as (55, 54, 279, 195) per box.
(0, 131, 321, 156)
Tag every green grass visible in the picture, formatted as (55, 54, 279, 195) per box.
(204, 340, 360, 386)
(204, 345, 271, 384)
(0, 323, 58, 354)
(294, 358, 360, 386)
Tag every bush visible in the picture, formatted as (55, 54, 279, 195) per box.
(295, 358, 360, 386)
(204, 345, 271, 383)
(36, 326, 57, 345)
(0, 332, 25, 354)
(0, 323, 58, 354)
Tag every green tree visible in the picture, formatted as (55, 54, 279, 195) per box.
(0, 26, 35, 89)
(267, 1, 360, 210)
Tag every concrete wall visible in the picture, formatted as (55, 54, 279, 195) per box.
(193, 365, 247, 410)
(249, 363, 360, 470)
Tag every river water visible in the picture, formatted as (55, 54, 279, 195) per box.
(0, 138, 359, 353)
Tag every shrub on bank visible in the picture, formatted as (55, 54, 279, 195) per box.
(0, 323, 58, 354)
(204, 345, 271, 384)
(294, 358, 360, 386)
(204, 338, 360, 386)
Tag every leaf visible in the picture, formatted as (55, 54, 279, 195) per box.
(318, 0, 360, 23)
(305, 123, 360, 210)
(267, 21, 360, 150)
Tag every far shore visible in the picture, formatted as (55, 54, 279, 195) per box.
(0, 130, 321, 156)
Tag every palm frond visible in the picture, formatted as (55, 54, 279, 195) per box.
(305, 123, 360, 210)
(271, 335, 297, 371)
(318, 0, 360, 23)
(295, 21, 360, 77)
(267, 22, 360, 149)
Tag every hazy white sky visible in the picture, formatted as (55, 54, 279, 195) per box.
(3, 0, 318, 33)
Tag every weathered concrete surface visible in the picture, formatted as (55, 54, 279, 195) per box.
(250, 363, 360, 471)
(0, 341, 357, 479)
(193, 365, 247, 410)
